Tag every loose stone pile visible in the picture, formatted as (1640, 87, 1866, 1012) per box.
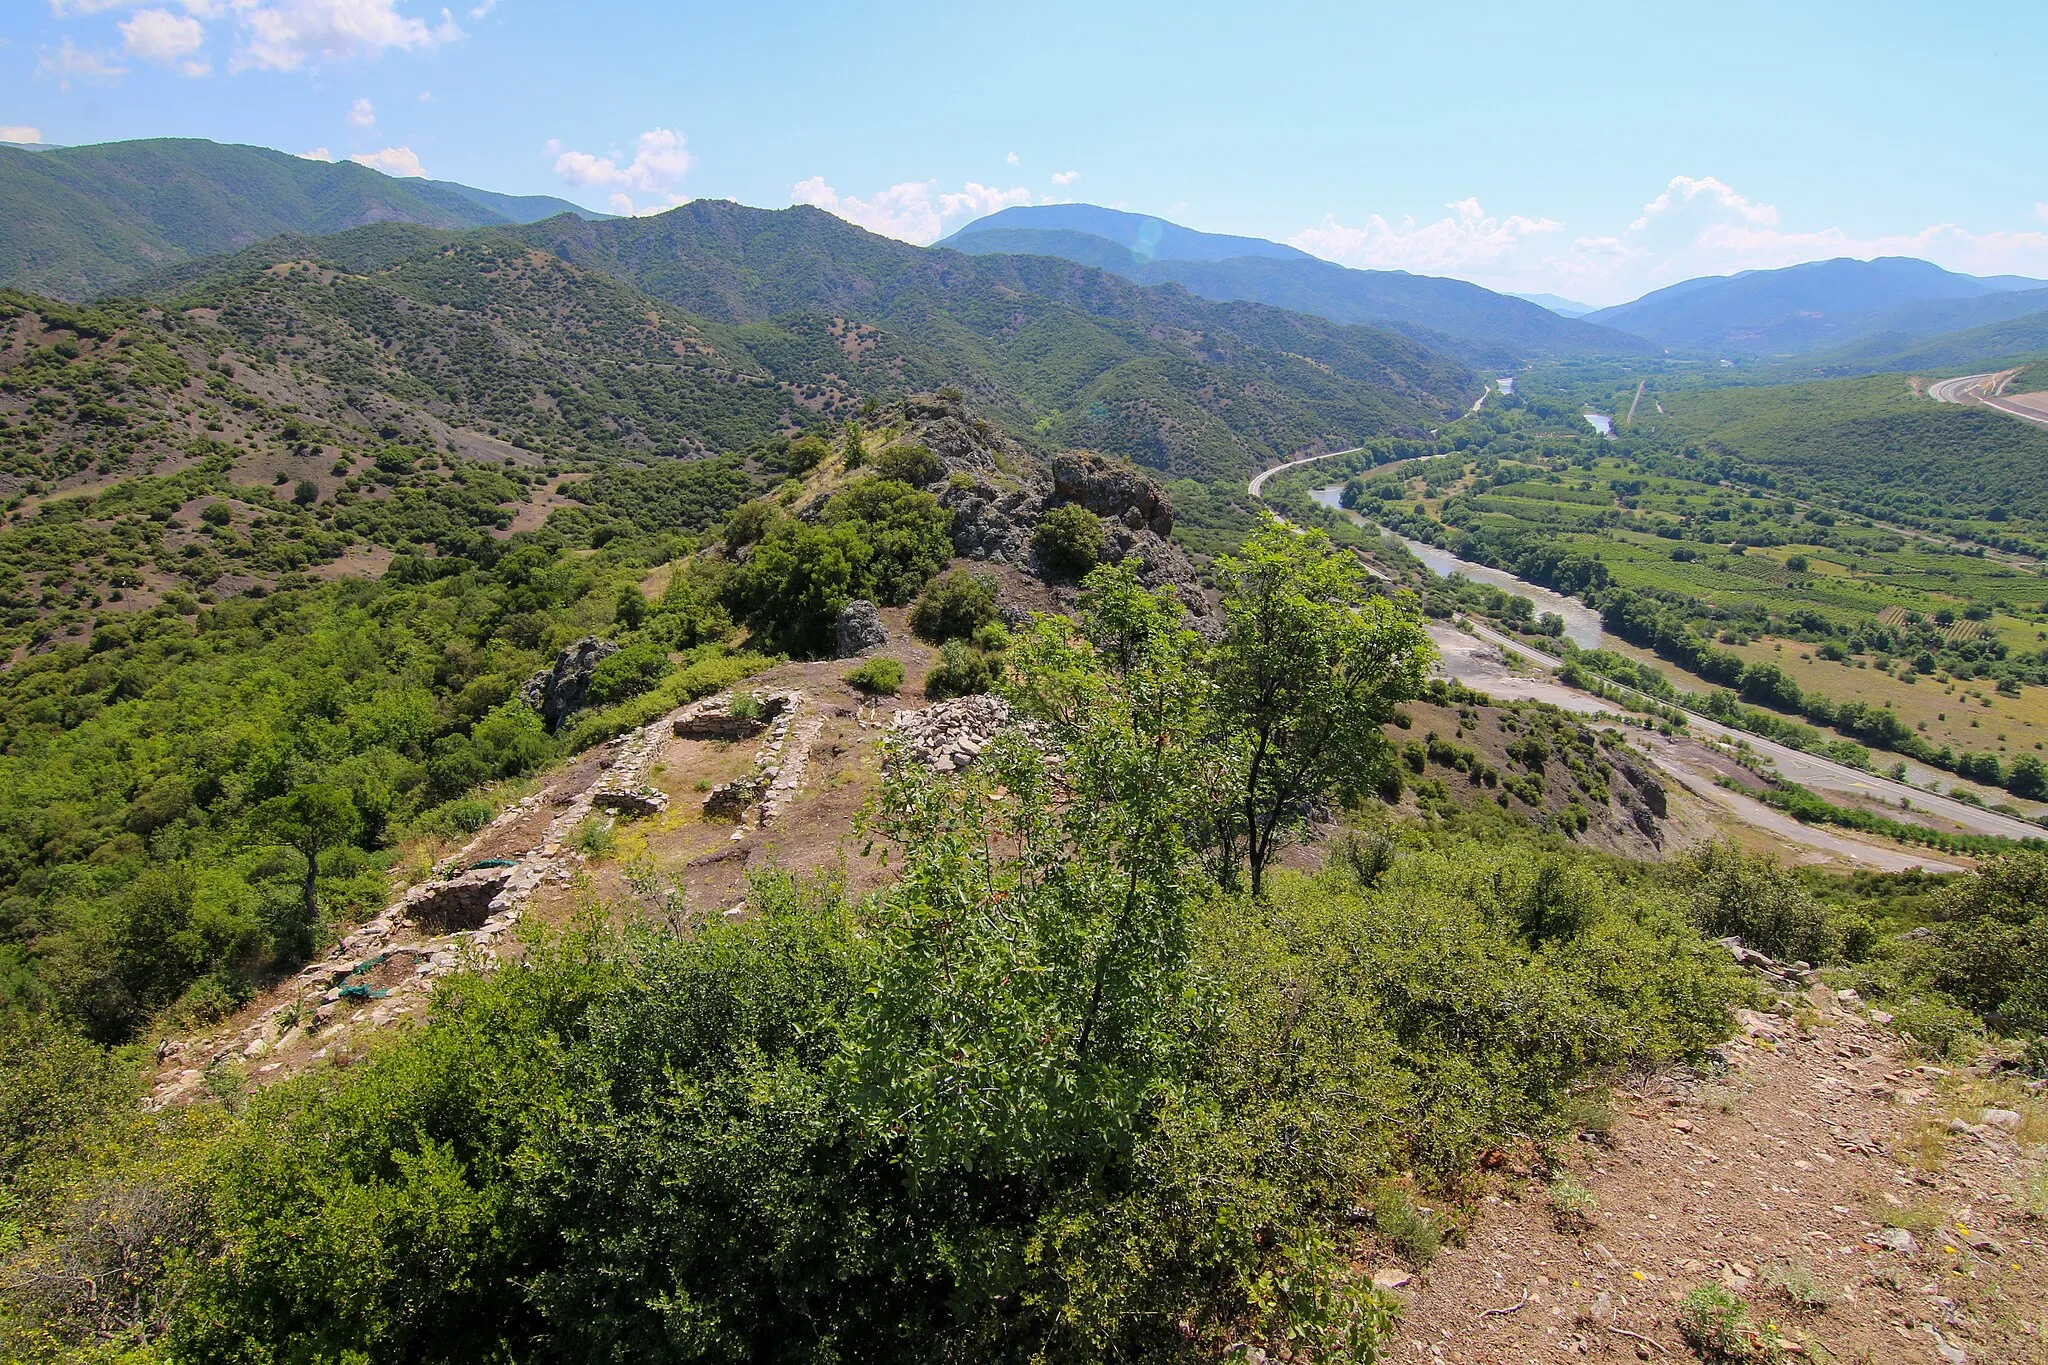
(889, 694, 1015, 772)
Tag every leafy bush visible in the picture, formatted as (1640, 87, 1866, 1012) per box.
(924, 638, 1000, 699)
(870, 442, 941, 485)
(1546, 1173, 1597, 1230)
(1032, 503, 1107, 576)
(584, 641, 672, 707)
(1919, 851, 2048, 1034)
(725, 480, 951, 655)
(1677, 1283, 1787, 1363)
(909, 568, 999, 643)
(1676, 842, 1844, 964)
(844, 656, 904, 695)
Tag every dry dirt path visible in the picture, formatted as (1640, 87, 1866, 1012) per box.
(1389, 1001, 2048, 1364)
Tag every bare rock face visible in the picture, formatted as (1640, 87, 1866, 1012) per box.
(521, 636, 618, 730)
(1051, 450, 1174, 538)
(835, 600, 888, 657)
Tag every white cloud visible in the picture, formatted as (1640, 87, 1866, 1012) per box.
(1291, 177, 2048, 305)
(0, 126, 42, 144)
(347, 95, 375, 127)
(52, 0, 455, 75)
(117, 7, 206, 68)
(1291, 197, 1563, 274)
(468, 0, 495, 16)
(1006, 151, 1019, 166)
(416, 87, 432, 100)
(791, 176, 1032, 245)
(232, 0, 460, 73)
(119, 7, 208, 73)
(299, 146, 332, 160)
(34, 37, 128, 88)
(552, 127, 693, 204)
(1050, 169, 1079, 187)
(348, 144, 425, 176)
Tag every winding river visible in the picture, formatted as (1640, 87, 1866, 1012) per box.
(1308, 485, 1606, 649)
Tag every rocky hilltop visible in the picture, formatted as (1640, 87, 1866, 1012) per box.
(847, 391, 1213, 619)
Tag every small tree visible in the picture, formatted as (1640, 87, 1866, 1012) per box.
(254, 786, 360, 940)
(1210, 520, 1432, 897)
(1032, 504, 1108, 577)
(908, 569, 998, 643)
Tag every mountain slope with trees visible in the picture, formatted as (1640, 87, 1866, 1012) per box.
(0, 139, 600, 301)
(510, 201, 1474, 479)
(1586, 255, 2048, 356)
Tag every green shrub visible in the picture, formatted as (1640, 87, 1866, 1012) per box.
(572, 815, 615, 861)
(725, 480, 951, 655)
(1546, 1173, 1597, 1230)
(1366, 1183, 1440, 1265)
(844, 657, 904, 696)
(909, 569, 999, 643)
(924, 639, 1000, 699)
(1676, 842, 1844, 963)
(584, 642, 673, 707)
(1886, 994, 1984, 1059)
(1677, 1283, 1787, 1363)
(870, 443, 940, 485)
(1032, 504, 1107, 577)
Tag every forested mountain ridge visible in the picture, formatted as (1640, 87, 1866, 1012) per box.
(504, 201, 1475, 478)
(936, 205, 1655, 366)
(0, 138, 602, 302)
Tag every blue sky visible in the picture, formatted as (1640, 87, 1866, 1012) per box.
(6, 0, 2046, 305)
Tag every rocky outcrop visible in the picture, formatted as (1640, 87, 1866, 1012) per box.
(1051, 450, 1174, 538)
(520, 636, 618, 730)
(862, 394, 1212, 619)
(835, 600, 887, 657)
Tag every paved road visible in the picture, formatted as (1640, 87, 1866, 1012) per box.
(1251, 452, 2045, 848)
(1455, 616, 2042, 842)
(1930, 369, 2048, 431)
(1246, 446, 1363, 498)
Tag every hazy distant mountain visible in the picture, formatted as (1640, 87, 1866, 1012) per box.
(1587, 256, 2048, 356)
(1511, 292, 1597, 317)
(944, 203, 1312, 264)
(936, 204, 1652, 365)
(0, 137, 603, 300)
(1800, 296, 2048, 375)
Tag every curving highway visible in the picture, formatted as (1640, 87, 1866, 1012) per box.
(1248, 451, 2039, 863)
(1929, 369, 2048, 431)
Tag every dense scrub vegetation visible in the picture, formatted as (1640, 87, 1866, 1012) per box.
(0, 543, 1766, 1363)
(0, 490, 760, 1044)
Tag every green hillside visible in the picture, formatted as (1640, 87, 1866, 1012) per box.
(1645, 373, 2048, 526)
(513, 202, 1473, 479)
(1799, 305, 2048, 376)
(0, 139, 598, 301)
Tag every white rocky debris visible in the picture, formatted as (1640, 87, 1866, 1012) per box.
(889, 694, 1015, 771)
